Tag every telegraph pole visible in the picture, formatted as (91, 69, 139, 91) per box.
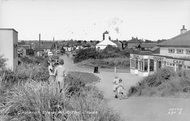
(39, 33, 41, 50)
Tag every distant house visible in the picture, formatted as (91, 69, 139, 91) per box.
(0, 28, 18, 71)
(126, 38, 143, 49)
(17, 44, 31, 57)
(34, 42, 54, 56)
(140, 42, 158, 51)
(112, 40, 123, 50)
(96, 31, 118, 50)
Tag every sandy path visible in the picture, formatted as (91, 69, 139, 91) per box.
(62, 54, 190, 121)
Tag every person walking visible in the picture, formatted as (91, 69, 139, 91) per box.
(54, 59, 67, 93)
(48, 61, 55, 84)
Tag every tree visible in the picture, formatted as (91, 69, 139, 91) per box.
(60, 47, 66, 55)
(145, 39, 153, 43)
(26, 49, 34, 56)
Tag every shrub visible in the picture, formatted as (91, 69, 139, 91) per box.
(128, 67, 190, 97)
(0, 81, 70, 121)
(0, 69, 18, 90)
(74, 48, 99, 63)
(0, 81, 122, 121)
(74, 45, 130, 63)
(65, 71, 100, 97)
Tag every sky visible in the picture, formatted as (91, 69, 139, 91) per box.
(0, 0, 190, 41)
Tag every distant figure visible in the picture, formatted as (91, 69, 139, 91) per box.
(113, 76, 124, 98)
(54, 59, 67, 93)
(48, 62, 55, 84)
(113, 76, 120, 98)
(116, 79, 127, 99)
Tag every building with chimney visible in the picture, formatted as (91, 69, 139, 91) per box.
(0, 28, 18, 71)
(96, 31, 118, 50)
(130, 25, 190, 76)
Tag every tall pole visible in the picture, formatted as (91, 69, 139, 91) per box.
(39, 33, 41, 50)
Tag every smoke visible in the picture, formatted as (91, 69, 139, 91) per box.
(115, 27, 119, 34)
(107, 17, 123, 34)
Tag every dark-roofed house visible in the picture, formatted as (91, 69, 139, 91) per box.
(126, 38, 143, 49)
(17, 44, 31, 57)
(140, 42, 158, 51)
(130, 25, 190, 76)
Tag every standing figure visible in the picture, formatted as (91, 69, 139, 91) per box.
(113, 76, 125, 99)
(113, 76, 120, 98)
(48, 62, 55, 84)
(116, 79, 126, 99)
(54, 59, 67, 93)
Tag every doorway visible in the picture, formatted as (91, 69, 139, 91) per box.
(156, 61, 162, 71)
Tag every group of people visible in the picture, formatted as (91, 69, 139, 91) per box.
(48, 58, 67, 93)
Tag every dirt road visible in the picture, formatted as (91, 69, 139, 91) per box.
(62, 55, 190, 121)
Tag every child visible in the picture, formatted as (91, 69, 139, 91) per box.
(113, 76, 121, 98)
(113, 76, 126, 99)
(116, 79, 126, 99)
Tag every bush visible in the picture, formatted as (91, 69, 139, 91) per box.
(19, 56, 49, 67)
(65, 71, 100, 97)
(26, 49, 35, 56)
(73, 45, 130, 63)
(0, 81, 122, 121)
(74, 48, 99, 63)
(0, 81, 70, 121)
(128, 67, 190, 97)
(0, 69, 18, 90)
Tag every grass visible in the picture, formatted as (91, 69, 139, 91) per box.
(128, 67, 190, 98)
(0, 55, 123, 121)
(0, 80, 122, 121)
(78, 57, 130, 69)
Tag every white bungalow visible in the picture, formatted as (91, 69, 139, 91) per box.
(96, 31, 117, 50)
(130, 25, 190, 77)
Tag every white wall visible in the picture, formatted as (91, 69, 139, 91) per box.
(160, 47, 190, 58)
(0, 29, 18, 71)
(13, 30, 18, 71)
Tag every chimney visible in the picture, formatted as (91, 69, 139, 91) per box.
(103, 31, 109, 40)
(39, 33, 41, 49)
(180, 25, 187, 34)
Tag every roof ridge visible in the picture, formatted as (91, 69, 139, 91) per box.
(168, 30, 190, 41)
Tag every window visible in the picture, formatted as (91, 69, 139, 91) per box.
(186, 49, 190, 54)
(130, 59, 136, 68)
(168, 49, 175, 53)
(139, 61, 143, 71)
(150, 59, 154, 71)
(144, 59, 148, 72)
(176, 49, 184, 54)
(135, 59, 138, 69)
